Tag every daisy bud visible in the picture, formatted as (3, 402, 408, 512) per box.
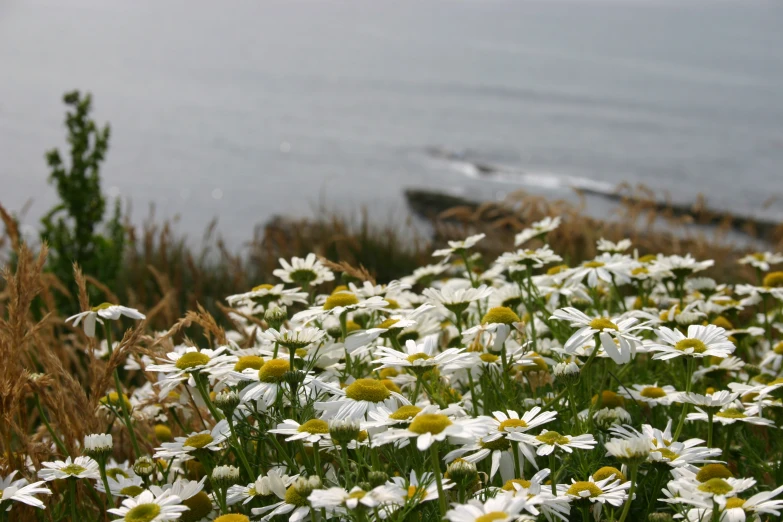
(327, 326, 343, 339)
(367, 471, 389, 488)
(212, 465, 240, 487)
(446, 459, 478, 488)
(648, 514, 674, 522)
(329, 419, 361, 446)
(264, 305, 287, 330)
(214, 389, 240, 416)
(293, 476, 322, 497)
(605, 434, 650, 466)
(593, 407, 632, 429)
(283, 370, 306, 390)
(744, 364, 761, 377)
(132, 456, 156, 477)
(83, 433, 113, 458)
(553, 361, 580, 385)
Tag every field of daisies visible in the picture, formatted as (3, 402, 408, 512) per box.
(3, 217, 783, 522)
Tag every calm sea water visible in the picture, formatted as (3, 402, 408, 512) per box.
(2, 0, 783, 244)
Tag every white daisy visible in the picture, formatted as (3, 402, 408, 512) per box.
(154, 420, 230, 460)
(433, 233, 486, 258)
(269, 418, 332, 444)
(619, 383, 678, 407)
(515, 216, 561, 246)
(373, 334, 471, 373)
(688, 403, 776, 427)
(66, 303, 145, 338)
(445, 491, 533, 522)
(649, 324, 735, 360)
(227, 468, 298, 506)
(558, 475, 630, 507)
(308, 485, 403, 515)
(550, 307, 647, 364)
(37, 456, 101, 481)
(508, 429, 597, 456)
(108, 489, 188, 522)
(272, 253, 334, 286)
(252, 476, 322, 522)
(597, 238, 632, 253)
(314, 377, 407, 420)
(738, 252, 783, 272)
(372, 410, 486, 451)
(0, 471, 51, 509)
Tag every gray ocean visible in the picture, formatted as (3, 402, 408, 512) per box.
(2, 0, 783, 244)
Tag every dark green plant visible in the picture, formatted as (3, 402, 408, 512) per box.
(40, 90, 124, 310)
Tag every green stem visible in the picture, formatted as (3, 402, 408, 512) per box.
(617, 464, 638, 522)
(68, 478, 78, 522)
(227, 416, 254, 479)
(549, 453, 557, 496)
(430, 442, 447, 517)
(34, 395, 70, 456)
(98, 458, 115, 508)
(194, 373, 224, 421)
(512, 441, 523, 479)
(707, 411, 714, 448)
(313, 441, 322, 478)
(673, 358, 695, 441)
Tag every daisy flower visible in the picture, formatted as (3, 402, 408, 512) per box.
(422, 284, 494, 314)
(565, 253, 632, 288)
(445, 491, 533, 522)
(372, 410, 486, 451)
(373, 334, 471, 374)
(693, 356, 745, 381)
(558, 475, 630, 507)
(515, 216, 561, 246)
(314, 377, 407, 420)
(619, 383, 678, 407)
(597, 238, 632, 253)
(272, 253, 334, 286)
(225, 283, 308, 308)
(675, 390, 740, 408)
(688, 402, 776, 427)
(308, 485, 404, 515)
(108, 489, 188, 522)
(738, 252, 783, 272)
(95, 473, 145, 498)
(388, 470, 454, 506)
(550, 307, 647, 364)
(495, 246, 563, 272)
(650, 254, 714, 278)
(509, 429, 597, 456)
(38, 456, 101, 481)
(66, 303, 145, 338)
(261, 326, 326, 350)
(444, 408, 557, 477)
(292, 292, 388, 324)
(154, 420, 230, 460)
(433, 233, 486, 258)
(147, 346, 235, 399)
(0, 470, 51, 509)
(649, 324, 735, 360)
(227, 468, 298, 506)
(237, 359, 323, 409)
(252, 476, 322, 522)
(269, 418, 332, 444)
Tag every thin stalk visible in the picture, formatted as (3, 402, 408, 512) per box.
(673, 357, 696, 441)
(313, 441, 322, 478)
(98, 458, 115, 508)
(430, 442, 447, 517)
(68, 478, 78, 522)
(34, 395, 70, 456)
(104, 324, 141, 458)
(707, 411, 714, 448)
(227, 416, 254, 479)
(512, 441, 523, 479)
(549, 453, 557, 496)
(617, 464, 639, 522)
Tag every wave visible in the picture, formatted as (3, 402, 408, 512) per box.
(423, 146, 617, 196)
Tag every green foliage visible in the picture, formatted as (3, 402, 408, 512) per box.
(40, 91, 124, 310)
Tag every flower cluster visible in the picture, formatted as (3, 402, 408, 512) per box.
(6, 233, 783, 522)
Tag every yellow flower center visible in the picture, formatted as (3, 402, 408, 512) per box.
(181, 492, 213, 522)
(406, 353, 433, 364)
(640, 387, 667, 398)
(774, 342, 783, 355)
(480, 437, 510, 451)
(385, 299, 400, 309)
(536, 431, 569, 445)
(763, 271, 783, 288)
(480, 353, 499, 363)
(100, 392, 132, 411)
(175, 352, 211, 371)
(566, 481, 603, 498)
(406, 486, 426, 501)
(593, 466, 625, 482)
(696, 464, 733, 483)
(698, 478, 733, 495)
(119, 485, 145, 497)
(518, 354, 548, 373)
(125, 504, 162, 522)
(476, 513, 510, 522)
(389, 405, 423, 421)
(258, 359, 290, 383)
(638, 254, 657, 263)
(712, 316, 734, 330)
(502, 479, 532, 491)
(91, 302, 114, 312)
(344, 379, 391, 403)
(583, 261, 605, 268)
(324, 293, 359, 310)
(154, 424, 173, 442)
(716, 408, 747, 419)
(347, 490, 367, 500)
(481, 307, 520, 325)
(214, 515, 251, 522)
(655, 448, 679, 461)
(592, 391, 625, 409)
(183, 433, 214, 449)
(252, 284, 274, 292)
(234, 355, 266, 372)
(547, 264, 569, 275)
(379, 368, 399, 379)
(284, 485, 310, 507)
(60, 464, 87, 476)
(298, 419, 329, 434)
(724, 497, 746, 510)
(409, 414, 453, 435)
(377, 318, 400, 329)
(674, 338, 707, 354)
(589, 318, 618, 331)
(631, 267, 648, 276)
(497, 419, 528, 432)
(106, 468, 129, 480)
